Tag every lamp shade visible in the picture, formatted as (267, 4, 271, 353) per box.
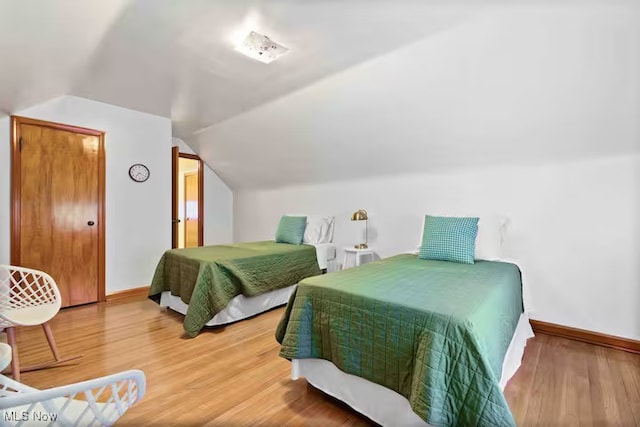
(351, 210, 368, 221)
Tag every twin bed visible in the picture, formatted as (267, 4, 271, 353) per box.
(148, 214, 532, 426)
(276, 254, 532, 426)
(148, 240, 336, 337)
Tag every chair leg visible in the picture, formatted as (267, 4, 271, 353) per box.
(42, 322, 60, 361)
(17, 324, 82, 373)
(6, 327, 20, 381)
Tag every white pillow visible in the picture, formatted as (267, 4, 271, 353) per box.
(303, 216, 335, 244)
(319, 216, 335, 243)
(474, 215, 508, 260)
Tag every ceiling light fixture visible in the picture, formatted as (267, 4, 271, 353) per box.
(234, 31, 288, 64)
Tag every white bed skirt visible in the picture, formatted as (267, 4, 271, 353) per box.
(159, 284, 297, 326)
(291, 313, 534, 427)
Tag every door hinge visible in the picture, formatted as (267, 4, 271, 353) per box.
(19, 137, 23, 151)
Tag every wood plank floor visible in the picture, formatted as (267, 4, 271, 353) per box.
(8, 296, 640, 426)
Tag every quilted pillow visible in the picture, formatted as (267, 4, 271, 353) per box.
(419, 215, 479, 264)
(275, 215, 307, 245)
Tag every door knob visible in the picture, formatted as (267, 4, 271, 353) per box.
(87, 221, 95, 226)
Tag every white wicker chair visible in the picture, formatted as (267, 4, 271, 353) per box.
(0, 265, 82, 381)
(0, 343, 146, 426)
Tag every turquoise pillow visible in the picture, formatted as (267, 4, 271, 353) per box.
(275, 215, 307, 245)
(419, 215, 479, 264)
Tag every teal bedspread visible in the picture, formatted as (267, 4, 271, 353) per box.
(276, 254, 523, 426)
(150, 241, 321, 337)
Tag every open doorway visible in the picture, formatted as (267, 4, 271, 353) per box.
(171, 147, 204, 248)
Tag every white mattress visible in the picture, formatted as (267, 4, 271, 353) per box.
(291, 313, 535, 427)
(160, 243, 337, 327)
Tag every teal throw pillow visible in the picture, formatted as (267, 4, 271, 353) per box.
(419, 215, 479, 264)
(275, 215, 307, 245)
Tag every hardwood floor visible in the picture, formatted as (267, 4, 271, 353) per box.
(505, 332, 640, 426)
(8, 296, 640, 426)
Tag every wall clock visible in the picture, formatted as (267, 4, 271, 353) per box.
(129, 164, 150, 182)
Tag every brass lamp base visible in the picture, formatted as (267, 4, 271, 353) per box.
(354, 243, 368, 249)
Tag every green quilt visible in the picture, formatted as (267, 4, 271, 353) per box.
(149, 241, 321, 337)
(276, 254, 523, 426)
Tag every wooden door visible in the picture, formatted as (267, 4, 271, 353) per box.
(171, 146, 180, 248)
(171, 149, 204, 248)
(11, 116, 105, 308)
(184, 172, 199, 248)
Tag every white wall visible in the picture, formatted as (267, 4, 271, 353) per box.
(205, 1, 640, 339)
(206, 2, 640, 340)
(224, 2, 640, 340)
(0, 96, 172, 293)
(235, 154, 640, 340)
(172, 138, 233, 245)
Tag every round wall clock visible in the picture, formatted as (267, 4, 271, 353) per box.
(129, 164, 150, 182)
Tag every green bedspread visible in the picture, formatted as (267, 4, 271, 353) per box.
(276, 254, 523, 426)
(149, 241, 321, 337)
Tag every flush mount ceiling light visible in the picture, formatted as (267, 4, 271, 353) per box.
(234, 31, 288, 64)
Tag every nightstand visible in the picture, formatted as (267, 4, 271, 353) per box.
(342, 247, 375, 270)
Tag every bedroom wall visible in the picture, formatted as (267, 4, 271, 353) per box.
(223, 2, 640, 340)
(235, 154, 640, 341)
(0, 95, 172, 294)
(0, 98, 234, 294)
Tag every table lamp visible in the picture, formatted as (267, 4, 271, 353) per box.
(351, 209, 368, 249)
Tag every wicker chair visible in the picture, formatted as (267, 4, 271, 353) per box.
(0, 343, 146, 426)
(0, 265, 82, 381)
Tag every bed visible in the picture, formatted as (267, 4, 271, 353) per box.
(149, 240, 337, 337)
(149, 214, 337, 337)
(276, 252, 533, 426)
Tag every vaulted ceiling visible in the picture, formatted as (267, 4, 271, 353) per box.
(0, 0, 483, 138)
(1, 0, 638, 189)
